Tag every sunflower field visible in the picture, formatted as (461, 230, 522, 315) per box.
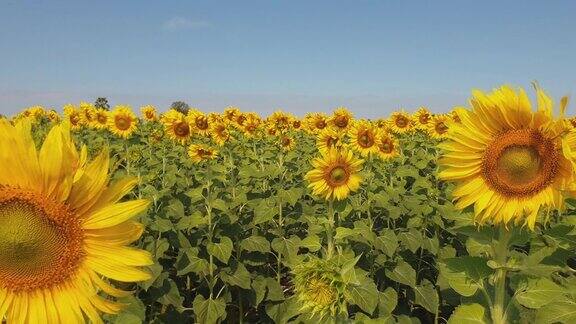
(2, 85, 576, 324)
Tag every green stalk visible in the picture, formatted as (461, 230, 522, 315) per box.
(326, 199, 335, 259)
(205, 180, 215, 298)
(277, 151, 285, 283)
(491, 225, 511, 324)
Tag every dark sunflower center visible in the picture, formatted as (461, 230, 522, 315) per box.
(326, 137, 339, 148)
(237, 115, 247, 125)
(282, 137, 291, 146)
(97, 114, 107, 124)
(316, 120, 326, 129)
(293, 121, 301, 128)
(328, 166, 349, 185)
(146, 111, 154, 119)
(115, 116, 132, 130)
(379, 139, 394, 153)
(0, 189, 83, 292)
(435, 122, 448, 134)
(335, 116, 349, 128)
(70, 113, 80, 125)
(395, 116, 408, 128)
(358, 131, 374, 148)
(174, 122, 190, 137)
(483, 129, 558, 197)
(419, 114, 430, 124)
(196, 117, 209, 130)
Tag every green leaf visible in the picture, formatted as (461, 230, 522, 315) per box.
(192, 295, 227, 324)
(300, 235, 322, 252)
(378, 288, 398, 315)
(375, 229, 398, 257)
(386, 261, 416, 288)
(240, 236, 271, 253)
(186, 187, 204, 204)
(177, 211, 207, 230)
(414, 279, 439, 314)
(252, 276, 267, 306)
(265, 277, 285, 301)
(334, 227, 360, 240)
(347, 276, 379, 314)
(207, 236, 233, 264)
(535, 298, 576, 324)
(278, 187, 303, 206)
(399, 229, 422, 253)
(440, 257, 492, 297)
(177, 248, 209, 276)
(448, 303, 487, 324)
(158, 279, 184, 308)
(516, 278, 566, 309)
(221, 263, 252, 290)
(265, 297, 301, 324)
(253, 199, 277, 225)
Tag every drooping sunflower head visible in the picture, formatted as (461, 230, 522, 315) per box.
(0, 120, 152, 323)
(375, 132, 400, 161)
(210, 122, 232, 146)
(347, 120, 379, 157)
(428, 114, 450, 139)
(92, 109, 110, 129)
(188, 144, 218, 163)
(413, 107, 432, 129)
(439, 85, 574, 229)
(108, 105, 138, 138)
(188, 110, 211, 136)
(279, 135, 296, 151)
(63, 104, 83, 130)
(140, 105, 158, 122)
(305, 148, 363, 201)
(330, 107, 353, 131)
(161, 110, 192, 144)
(388, 111, 414, 134)
(292, 257, 347, 319)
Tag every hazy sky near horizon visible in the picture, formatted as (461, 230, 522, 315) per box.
(1, 0, 575, 117)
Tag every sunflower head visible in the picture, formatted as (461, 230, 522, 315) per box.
(47, 109, 61, 122)
(223, 106, 241, 123)
(0, 120, 152, 323)
(189, 110, 211, 136)
(347, 121, 379, 157)
(292, 257, 348, 319)
(140, 105, 158, 122)
(305, 148, 363, 200)
(268, 110, 291, 131)
(210, 122, 231, 146)
(428, 114, 450, 139)
(242, 114, 262, 138)
(79, 102, 96, 126)
(330, 107, 353, 131)
(279, 135, 296, 151)
(63, 104, 83, 130)
(108, 105, 138, 138)
(439, 85, 575, 230)
(388, 111, 413, 134)
(91, 109, 110, 129)
(188, 144, 218, 163)
(161, 110, 192, 144)
(376, 132, 400, 160)
(305, 113, 328, 133)
(414, 107, 432, 129)
(317, 128, 344, 155)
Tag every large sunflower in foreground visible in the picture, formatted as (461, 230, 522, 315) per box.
(438, 85, 574, 229)
(108, 105, 138, 138)
(0, 120, 152, 323)
(305, 148, 363, 200)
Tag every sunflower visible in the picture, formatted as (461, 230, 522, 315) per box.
(316, 128, 344, 155)
(413, 107, 432, 130)
(91, 109, 110, 130)
(292, 257, 347, 319)
(210, 122, 231, 146)
(305, 113, 329, 133)
(140, 105, 158, 122)
(279, 135, 296, 151)
(305, 148, 363, 200)
(388, 111, 413, 134)
(291, 119, 303, 131)
(223, 106, 241, 124)
(47, 109, 61, 122)
(108, 105, 138, 138)
(347, 121, 379, 157)
(329, 107, 353, 131)
(161, 110, 192, 144)
(438, 85, 575, 229)
(188, 144, 218, 163)
(63, 105, 83, 130)
(0, 120, 152, 323)
(188, 110, 211, 137)
(79, 102, 97, 126)
(268, 111, 291, 131)
(375, 132, 400, 160)
(242, 114, 262, 138)
(428, 114, 450, 139)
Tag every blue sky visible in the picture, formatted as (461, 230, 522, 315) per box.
(1, 0, 575, 117)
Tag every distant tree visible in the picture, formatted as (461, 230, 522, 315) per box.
(170, 101, 190, 114)
(95, 97, 110, 110)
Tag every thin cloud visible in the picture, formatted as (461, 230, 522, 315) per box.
(162, 17, 211, 31)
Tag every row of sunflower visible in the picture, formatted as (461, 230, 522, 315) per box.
(2, 85, 576, 323)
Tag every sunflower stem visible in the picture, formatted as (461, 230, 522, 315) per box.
(491, 225, 511, 324)
(326, 199, 335, 259)
(205, 179, 215, 298)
